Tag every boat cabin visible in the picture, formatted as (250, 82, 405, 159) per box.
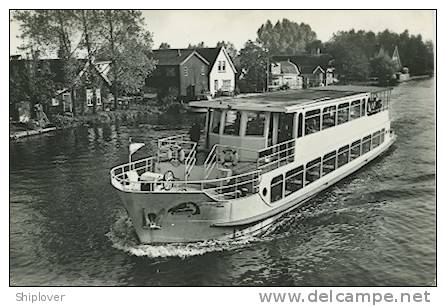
(189, 85, 392, 162)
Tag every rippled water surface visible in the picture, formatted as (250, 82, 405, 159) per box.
(10, 79, 436, 286)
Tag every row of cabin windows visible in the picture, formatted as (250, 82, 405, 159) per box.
(270, 128, 386, 203)
(304, 96, 388, 136)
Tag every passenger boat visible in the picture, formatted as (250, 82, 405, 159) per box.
(110, 86, 396, 243)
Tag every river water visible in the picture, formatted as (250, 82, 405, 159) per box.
(10, 78, 436, 286)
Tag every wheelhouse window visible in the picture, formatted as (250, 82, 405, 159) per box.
(245, 112, 266, 136)
(271, 175, 283, 203)
(337, 145, 350, 167)
(305, 109, 321, 135)
(371, 131, 380, 148)
(305, 158, 321, 185)
(285, 166, 304, 196)
(362, 135, 371, 153)
(337, 102, 350, 124)
(322, 106, 336, 130)
(322, 151, 336, 176)
(350, 100, 361, 120)
(211, 110, 222, 133)
(350, 140, 361, 160)
(223, 110, 241, 136)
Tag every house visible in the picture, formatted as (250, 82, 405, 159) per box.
(147, 46, 237, 100)
(9, 55, 112, 118)
(377, 45, 409, 81)
(148, 49, 210, 100)
(272, 53, 335, 88)
(269, 60, 303, 90)
(195, 47, 237, 96)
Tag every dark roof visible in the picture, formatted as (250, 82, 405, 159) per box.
(272, 53, 334, 74)
(151, 49, 195, 65)
(195, 47, 222, 65)
(190, 85, 390, 113)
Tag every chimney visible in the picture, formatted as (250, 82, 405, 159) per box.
(177, 49, 181, 57)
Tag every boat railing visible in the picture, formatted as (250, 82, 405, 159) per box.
(111, 158, 260, 201)
(203, 143, 258, 179)
(257, 138, 296, 173)
(157, 134, 197, 181)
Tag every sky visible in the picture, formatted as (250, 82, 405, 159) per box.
(10, 10, 435, 54)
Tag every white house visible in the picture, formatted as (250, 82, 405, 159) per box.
(197, 46, 237, 96)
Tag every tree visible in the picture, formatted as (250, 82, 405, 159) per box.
(187, 41, 207, 49)
(216, 41, 237, 59)
(238, 40, 268, 92)
(257, 18, 317, 54)
(370, 53, 398, 85)
(159, 42, 171, 49)
(96, 10, 157, 104)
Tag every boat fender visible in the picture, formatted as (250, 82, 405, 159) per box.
(163, 170, 175, 191)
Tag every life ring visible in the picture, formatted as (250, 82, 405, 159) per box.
(163, 170, 175, 191)
(221, 148, 238, 166)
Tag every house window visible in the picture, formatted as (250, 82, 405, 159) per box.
(166, 68, 176, 77)
(218, 61, 222, 71)
(96, 89, 102, 106)
(62, 93, 71, 112)
(214, 80, 219, 91)
(51, 97, 59, 106)
(86, 89, 93, 106)
(222, 80, 231, 90)
(222, 61, 226, 71)
(201, 66, 205, 76)
(245, 112, 266, 136)
(184, 66, 188, 76)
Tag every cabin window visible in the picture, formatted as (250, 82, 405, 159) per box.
(350, 140, 361, 160)
(211, 110, 222, 133)
(350, 100, 361, 119)
(337, 102, 350, 124)
(362, 135, 371, 153)
(305, 158, 321, 185)
(337, 145, 350, 168)
(322, 151, 336, 176)
(322, 106, 336, 130)
(245, 112, 266, 136)
(361, 99, 366, 116)
(371, 131, 380, 148)
(297, 113, 303, 138)
(380, 128, 385, 144)
(271, 175, 283, 203)
(285, 166, 304, 196)
(223, 110, 241, 136)
(305, 109, 321, 135)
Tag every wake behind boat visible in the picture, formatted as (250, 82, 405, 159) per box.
(110, 85, 396, 243)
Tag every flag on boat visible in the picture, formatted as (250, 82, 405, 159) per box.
(129, 142, 145, 155)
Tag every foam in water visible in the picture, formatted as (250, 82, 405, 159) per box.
(106, 213, 261, 258)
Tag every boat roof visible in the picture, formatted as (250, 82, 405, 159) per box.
(189, 85, 392, 113)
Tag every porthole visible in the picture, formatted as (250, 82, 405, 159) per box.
(262, 188, 267, 197)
